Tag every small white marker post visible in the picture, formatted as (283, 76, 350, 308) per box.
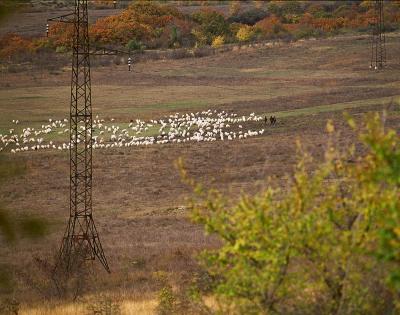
(128, 57, 132, 72)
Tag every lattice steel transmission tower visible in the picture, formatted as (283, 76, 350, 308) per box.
(370, 0, 386, 70)
(50, 0, 110, 274)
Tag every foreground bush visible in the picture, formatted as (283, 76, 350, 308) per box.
(181, 112, 400, 314)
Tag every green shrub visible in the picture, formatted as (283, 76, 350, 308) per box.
(156, 285, 176, 315)
(86, 295, 121, 315)
(169, 26, 180, 48)
(192, 9, 231, 45)
(281, 1, 304, 15)
(126, 39, 144, 52)
(55, 45, 67, 53)
(180, 112, 400, 314)
(292, 25, 324, 39)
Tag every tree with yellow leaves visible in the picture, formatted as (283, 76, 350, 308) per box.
(211, 35, 224, 48)
(236, 25, 255, 42)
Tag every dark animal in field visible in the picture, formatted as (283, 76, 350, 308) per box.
(270, 116, 277, 125)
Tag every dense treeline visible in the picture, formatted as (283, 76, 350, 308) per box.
(2, 1, 400, 60)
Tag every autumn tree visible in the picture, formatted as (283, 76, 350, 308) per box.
(0, 33, 35, 58)
(255, 15, 288, 39)
(48, 22, 74, 49)
(191, 8, 231, 46)
(211, 35, 224, 48)
(236, 25, 255, 42)
(90, 1, 184, 46)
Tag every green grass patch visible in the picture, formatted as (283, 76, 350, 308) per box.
(271, 96, 399, 118)
(116, 99, 210, 115)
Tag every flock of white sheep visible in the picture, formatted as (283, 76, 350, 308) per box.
(1, 110, 268, 154)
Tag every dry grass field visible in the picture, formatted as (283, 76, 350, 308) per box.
(0, 7, 122, 37)
(1, 17, 400, 313)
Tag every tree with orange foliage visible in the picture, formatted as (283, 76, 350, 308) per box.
(0, 33, 35, 58)
(90, 1, 182, 46)
(255, 15, 287, 39)
(48, 22, 74, 48)
(313, 17, 345, 32)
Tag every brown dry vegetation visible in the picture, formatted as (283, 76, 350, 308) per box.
(0, 17, 400, 314)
